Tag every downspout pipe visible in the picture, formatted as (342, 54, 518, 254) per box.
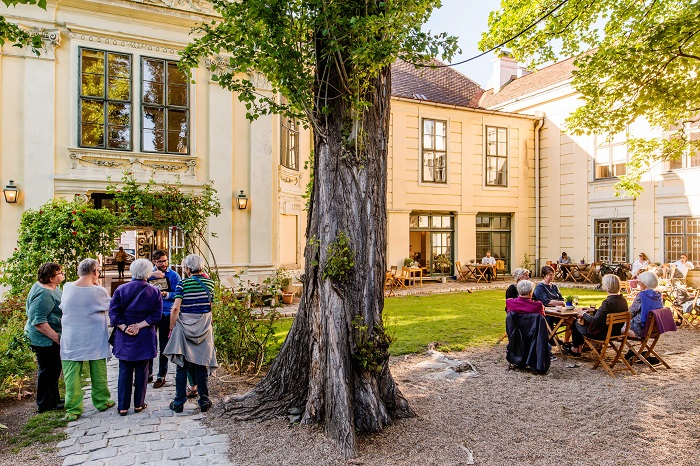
(534, 113, 545, 276)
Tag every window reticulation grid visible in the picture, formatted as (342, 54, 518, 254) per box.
(595, 219, 629, 263)
(664, 217, 700, 263)
(281, 119, 299, 170)
(422, 119, 447, 183)
(476, 213, 511, 270)
(485, 126, 507, 186)
(142, 58, 189, 154)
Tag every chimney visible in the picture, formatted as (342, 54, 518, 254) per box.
(486, 51, 529, 93)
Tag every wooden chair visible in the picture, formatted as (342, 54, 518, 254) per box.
(583, 312, 637, 377)
(495, 260, 507, 280)
(625, 308, 673, 371)
(455, 262, 469, 282)
(619, 281, 631, 294)
(580, 261, 601, 284)
(394, 267, 410, 289)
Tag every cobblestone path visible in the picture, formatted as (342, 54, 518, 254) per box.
(56, 358, 233, 466)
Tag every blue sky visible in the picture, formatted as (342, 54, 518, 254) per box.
(423, 0, 503, 87)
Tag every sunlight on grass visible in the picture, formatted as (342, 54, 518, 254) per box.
(9, 410, 68, 449)
(270, 287, 608, 356)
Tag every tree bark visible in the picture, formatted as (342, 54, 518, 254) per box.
(220, 21, 413, 459)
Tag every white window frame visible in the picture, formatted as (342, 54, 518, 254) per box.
(594, 129, 628, 179)
(420, 118, 447, 184)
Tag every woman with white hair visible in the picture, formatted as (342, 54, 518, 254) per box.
(627, 271, 663, 338)
(109, 258, 162, 416)
(165, 254, 218, 414)
(566, 274, 628, 357)
(505, 280, 545, 316)
(59, 258, 115, 421)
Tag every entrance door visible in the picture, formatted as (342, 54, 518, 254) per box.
(409, 212, 454, 275)
(476, 213, 511, 272)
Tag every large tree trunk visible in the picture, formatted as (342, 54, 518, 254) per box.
(220, 50, 413, 457)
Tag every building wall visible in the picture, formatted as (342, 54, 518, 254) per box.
(0, 0, 310, 281)
(387, 98, 538, 274)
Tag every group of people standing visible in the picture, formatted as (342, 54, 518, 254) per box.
(24, 252, 218, 421)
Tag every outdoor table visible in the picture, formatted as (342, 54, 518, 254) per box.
(544, 306, 595, 357)
(559, 263, 590, 282)
(407, 267, 425, 287)
(464, 264, 491, 283)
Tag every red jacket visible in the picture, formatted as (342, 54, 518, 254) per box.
(506, 297, 545, 316)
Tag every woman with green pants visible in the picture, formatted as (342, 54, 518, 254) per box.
(59, 258, 115, 421)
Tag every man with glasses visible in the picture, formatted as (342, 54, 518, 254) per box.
(148, 250, 181, 388)
(663, 254, 694, 281)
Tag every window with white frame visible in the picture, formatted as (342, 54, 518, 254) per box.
(421, 119, 447, 183)
(594, 218, 629, 263)
(664, 216, 700, 264)
(281, 118, 299, 170)
(485, 126, 508, 186)
(79, 47, 190, 154)
(594, 130, 627, 179)
(668, 121, 700, 169)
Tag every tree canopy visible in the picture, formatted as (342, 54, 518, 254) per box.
(1, 0, 45, 51)
(480, 0, 700, 196)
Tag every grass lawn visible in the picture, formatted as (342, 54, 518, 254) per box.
(270, 287, 607, 356)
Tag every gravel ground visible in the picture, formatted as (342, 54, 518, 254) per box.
(206, 328, 700, 466)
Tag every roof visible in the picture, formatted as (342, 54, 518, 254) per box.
(391, 59, 484, 108)
(479, 55, 577, 109)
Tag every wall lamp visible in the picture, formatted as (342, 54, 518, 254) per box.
(236, 190, 249, 210)
(3, 180, 18, 203)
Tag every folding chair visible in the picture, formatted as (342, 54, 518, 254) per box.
(385, 271, 396, 297)
(495, 260, 506, 280)
(394, 267, 410, 290)
(455, 262, 469, 282)
(625, 308, 675, 371)
(580, 261, 601, 284)
(619, 281, 631, 294)
(583, 312, 637, 377)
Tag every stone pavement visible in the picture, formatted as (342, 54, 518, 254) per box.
(56, 358, 233, 466)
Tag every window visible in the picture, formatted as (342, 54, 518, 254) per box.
(664, 217, 700, 263)
(141, 58, 189, 153)
(476, 213, 511, 270)
(421, 119, 447, 183)
(79, 49, 132, 150)
(485, 126, 508, 186)
(78, 48, 190, 154)
(281, 118, 299, 170)
(594, 219, 629, 263)
(409, 212, 453, 274)
(669, 122, 700, 169)
(594, 130, 628, 179)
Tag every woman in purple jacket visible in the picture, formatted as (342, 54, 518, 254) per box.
(109, 259, 162, 416)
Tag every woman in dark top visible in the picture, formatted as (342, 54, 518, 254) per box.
(566, 274, 628, 356)
(533, 266, 565, 307)
(505, 268, 530, 309)
(109, 259, 162, 415)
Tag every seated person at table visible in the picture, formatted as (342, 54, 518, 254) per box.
(625, 271, 663, 338)
(506, 280, 545, 316)
(630, 252, 650, 279)
(558, 252, 571, 265)
(533, 266, 565, 307)
(481, 251, 496, 283)
(505, 268, 530, 311)
(662, 254, 694, 280)
(566, 274, 628, 356)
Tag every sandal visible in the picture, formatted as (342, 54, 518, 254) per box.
(134, 404, 148, 413)
(118, 410, 128, 416)
(563, 347, 581, 357)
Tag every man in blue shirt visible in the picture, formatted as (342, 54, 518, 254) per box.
(148, 249, 181, 388)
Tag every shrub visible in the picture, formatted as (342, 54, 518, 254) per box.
(212, 285, 280, 374)
(0, 294, 36, 397)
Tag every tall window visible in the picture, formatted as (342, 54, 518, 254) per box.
(421, 119, 447, 183)
(668, 122, 700, 169)
(664, 217, 700, 263)
(409, 212, 453, 275)
(485, 126, 508, 186)
(594, 219, 629, 263)
(594, 130, 627, 179)
(475, 213, 511, 270)
(141, 58, 189, 154)
(79, 49, 132, 150)
(281, 118, 299, 170)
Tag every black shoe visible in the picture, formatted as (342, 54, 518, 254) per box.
(563, 347, 581, 357)
(54, 402, 65, 410)
(200, 400, 212, 413)
(169, 401, 183, 413)
(153, 377, 166, 389)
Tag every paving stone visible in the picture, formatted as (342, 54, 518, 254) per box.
(186, 427, 208, 437)
(119, 442, 146, 454)
(160, 431, 180, 440)
(136, 450, 164, 463)
(130, 425, 156, 435)
(89, 446, 119, 461)
(138, 417, 161, 426)
(177, 437, 200, 447)
(182, 456, 209, 466)
(108, 436, 131, 447)
(139, 432, 161, 442)
(58, 444, 82, 457)
(148, 439, 175, 451)
(81, 461, 104, 466)
(190, 445, 218, 457)
(163, 447, 191, 460)
(153, 409, 175, 417)
(82, 439, 109, 452)
(104, 453, 137, 466)
(56, 437, 78, 448)
(62, 453, 90, 466)
(201, 434, 229, 445)
(214, 443, 229, 454)
(159, 423, 179, 431)
(87, 424, 111, 436)
(207, 454, 235, 465)
(79, 434, 105, 444)
(104, 428, 130, 439)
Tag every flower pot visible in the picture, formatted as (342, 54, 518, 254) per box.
(565, 302, 574, 310)
(282, 293, 294, 304)
(440, 276, 447, 284)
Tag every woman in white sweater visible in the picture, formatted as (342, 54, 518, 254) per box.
(59, 258, 115, 421)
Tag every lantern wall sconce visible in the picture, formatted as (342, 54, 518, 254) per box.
(236, 190, 249, 210)
(3, 179, 18, 203)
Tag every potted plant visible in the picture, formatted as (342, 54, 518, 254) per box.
(403, 257, 414, 267)
(434, 254, 452, 281)
(521, 253, 533, 275)
(275, 268, 293, 293)
(282, 292, 294, 304)
(564, 295, 578, 310)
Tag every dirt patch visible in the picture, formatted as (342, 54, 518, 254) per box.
(205, 328, 700, 465)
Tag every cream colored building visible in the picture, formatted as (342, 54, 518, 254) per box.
(481, 54, 700, 270)
(0, 0, 310, 282)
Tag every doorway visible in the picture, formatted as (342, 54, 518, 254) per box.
(409, 212, 454, 275)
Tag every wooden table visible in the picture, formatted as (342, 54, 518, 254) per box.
(559, 263, 590, 282)
(544, 306, 586, 357)
(407, 267, 427, 287)
(463, 264, 492, 283)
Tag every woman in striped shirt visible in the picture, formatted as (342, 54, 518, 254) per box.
(164, 254, 218, 413)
